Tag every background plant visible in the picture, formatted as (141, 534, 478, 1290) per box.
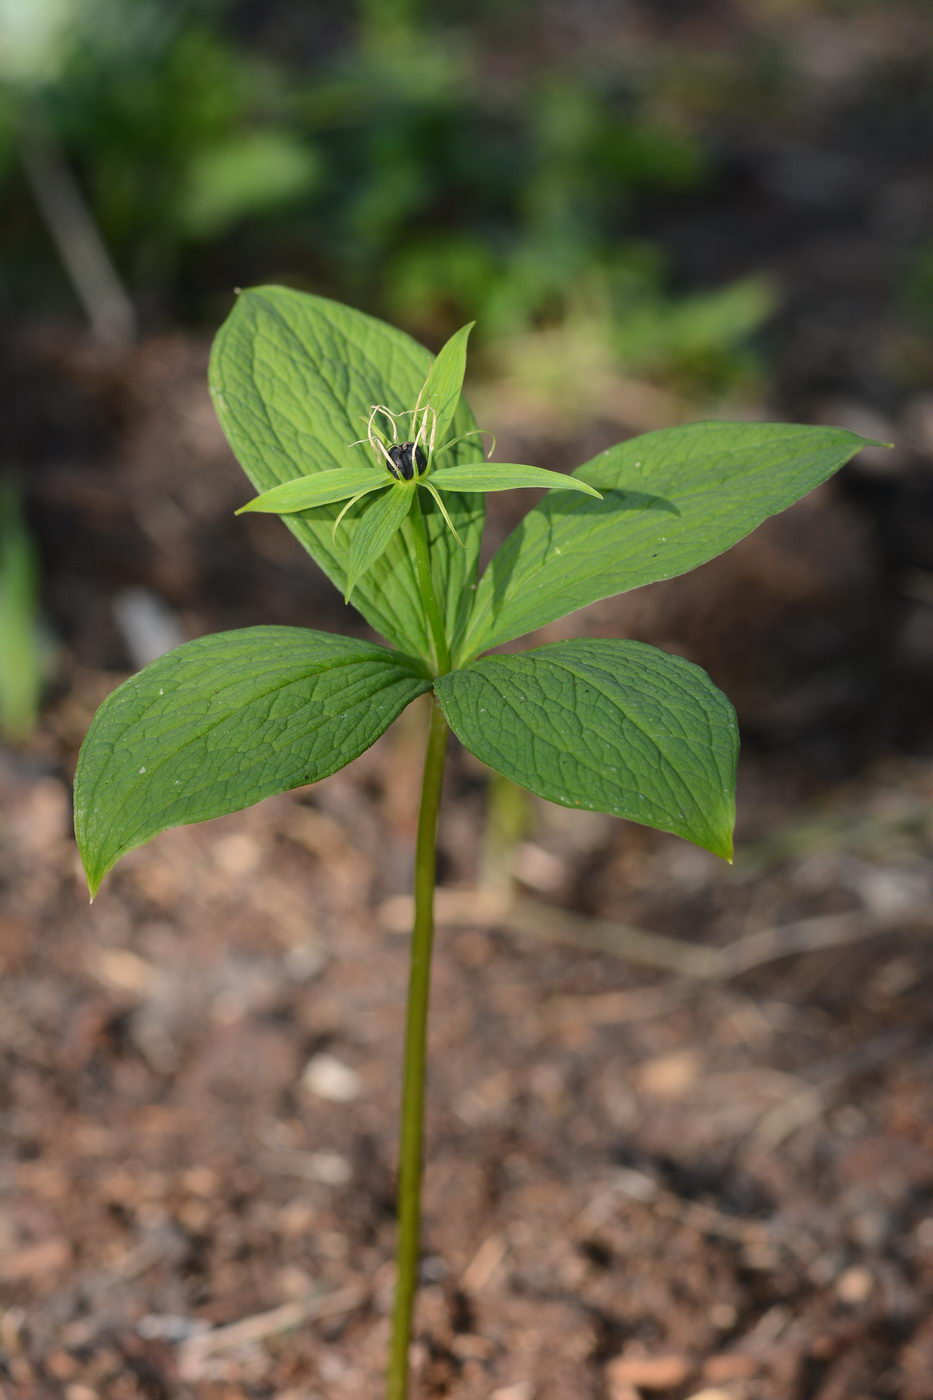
(73, 288, 872, 1397)
(0, 484, 44, 742)
(0, 0, 772, 399)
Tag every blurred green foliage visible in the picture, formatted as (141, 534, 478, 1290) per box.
(0, 486, 43, 742)
(903, 243, 933, 332)
(894, 240, 933, 386)
(613, 274, 775, 393)
(0, 0, 315, 287)
(0, 0, 773, 396)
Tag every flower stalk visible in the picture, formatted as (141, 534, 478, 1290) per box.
(387, 695, 449, 1400)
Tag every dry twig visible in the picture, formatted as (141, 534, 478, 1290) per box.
(176, 1284, 367, 1380)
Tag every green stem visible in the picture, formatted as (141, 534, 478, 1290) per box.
(387, 697, 449, 1400)
(408, 491, 451, 676)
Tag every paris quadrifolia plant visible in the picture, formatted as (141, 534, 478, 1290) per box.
(74, 288, 877, 1398)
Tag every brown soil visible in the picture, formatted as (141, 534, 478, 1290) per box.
(3, 334, 933, 1400)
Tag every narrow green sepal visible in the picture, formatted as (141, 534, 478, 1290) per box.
(332, 481, 388, 538)
(345, 484, 414, 603)
(415, 322, 475, 453)
(419, 480, 465, 547)
(237, 466, 383, 515)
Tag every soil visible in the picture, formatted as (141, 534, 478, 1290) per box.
(3, 323, 933, 1400)
(5, 7, 933, 1393)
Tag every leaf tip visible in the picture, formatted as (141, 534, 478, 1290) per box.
(83, 862, 104, 902)
(845, 430, 893, 452)
(571, 474, 603, 499)
(710, 830, 735, 863)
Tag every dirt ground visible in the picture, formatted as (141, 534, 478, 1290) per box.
(7, 4, 933, 1394)
(3, 320, 933, 1400)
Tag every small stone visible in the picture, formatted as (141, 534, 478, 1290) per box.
(607, 1353, 692, 1390)
(277, 1265, 314, 1299)
(703, 1353, 759, 1382)
(301, 1053, 362, 1102)
(708, 1303, 738, 1330)
(836, 1265, 873, 1304)
(0, 1238, 69, 1282)
(451, 1334, 495, 1362)
(45, 1354, 78, 1380)
(212, 833, 262, 877)
(181, 1166, 219, 1197)
(636, 1049, 701, 1099)
(18, 780, 69, 856)
(513, 842, 567, 893)
(112, 587, 185, 667)
(306, 1150, 352, 1186)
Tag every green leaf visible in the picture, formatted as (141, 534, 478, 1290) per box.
(435, 640, 737, 859)
(415, 322, 474, 453)
(429, 462, 602, 497)
(460, 422, 877, 659)
(345, 485, 413, 602)
(74, 626, 430, 897)
(209, 287, 484, 659)
(237, 466, 386, 515)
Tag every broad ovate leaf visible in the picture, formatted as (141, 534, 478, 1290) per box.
(429, 462, 601, 497)
(435, 639, 737, 859)
(460, 422, 877, 659)
(209, 287, 484, 659)
(74, 627, 430, 896)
